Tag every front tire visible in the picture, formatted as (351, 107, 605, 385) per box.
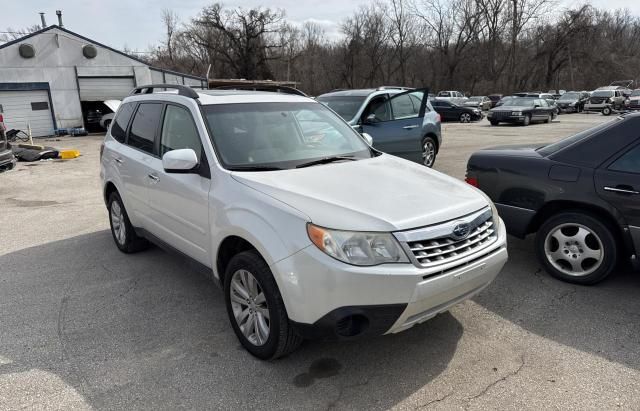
(489, 120, 499, 126)
(224, 250, 302, 360)
(535, 212, 618, 285)
(421, 136, 437, 167)
(108, 192, 149, 253)
(522, 114, 531, 126)
(545, 113, 552, 123)
(459, 113, 471, 123)
(602, 106, 612, 116)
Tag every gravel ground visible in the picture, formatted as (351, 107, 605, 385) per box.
(1, 113, 639, 410)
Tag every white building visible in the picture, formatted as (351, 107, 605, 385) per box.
(0, 25, 206, 136)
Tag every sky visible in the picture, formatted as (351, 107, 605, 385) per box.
(4, 0, 640, 53)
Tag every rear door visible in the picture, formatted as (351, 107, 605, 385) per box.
(119, 102, 164, 227)
(361, 89, 428, 158)
(145, 103, 212, 265)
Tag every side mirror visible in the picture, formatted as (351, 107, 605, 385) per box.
(362, 133, 373, 146)
(162, 148, 198, 173)
(363, 113, 377, 124)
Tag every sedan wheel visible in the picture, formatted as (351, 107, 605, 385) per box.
(459, 113, 472, 123)
(422, 137, 437, 167)
(535, 212, 617, 284)
(230, 269, 271, 346)
(543, 223, 603, 277)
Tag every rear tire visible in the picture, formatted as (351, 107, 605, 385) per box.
(459, 113, 471, 123)
(421, 136, 437, 167)
(108, 192, 149, 253)
(535, 211, 618, 285)
(224, 250, 302, 360)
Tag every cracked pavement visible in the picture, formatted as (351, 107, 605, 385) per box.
(2, 114, 640, 410)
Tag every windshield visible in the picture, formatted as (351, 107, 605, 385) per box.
(500, 97, 535, 107)
(560, 92, 580, 100)
(631, 90, 640, 97)
(316, 96, 366, 121)
(203, 102, 372, 170)
(468, 97, 482, 102)
(592, 90, 614, 97)
(537, 118, 621, 156)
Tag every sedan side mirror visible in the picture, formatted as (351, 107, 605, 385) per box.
(162, 148, 198, 173)
(362, 133, 373, 146)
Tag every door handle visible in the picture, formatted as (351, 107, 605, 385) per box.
(114, 158, 123, 165)
(403, 125, 419, 130)
(148, 173, 159, 182)
(604, 186, 639, 195)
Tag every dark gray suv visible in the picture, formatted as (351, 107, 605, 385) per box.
(317, 87, 442, 167)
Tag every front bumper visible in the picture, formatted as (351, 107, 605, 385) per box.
(274, 217, 508, 339)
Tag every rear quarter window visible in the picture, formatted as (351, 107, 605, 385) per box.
(111, 102, 135, 143)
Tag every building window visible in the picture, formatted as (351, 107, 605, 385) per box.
(31, 102, 49, 111)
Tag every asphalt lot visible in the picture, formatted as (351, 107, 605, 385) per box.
(2, 113, 640, 410)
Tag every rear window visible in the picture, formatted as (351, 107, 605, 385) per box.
(538, 119, 621, 156)
(111, 102, 135, 143)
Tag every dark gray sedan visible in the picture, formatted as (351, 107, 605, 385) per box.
(487, 97, 557, 126)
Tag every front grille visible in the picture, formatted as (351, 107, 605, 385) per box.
(395, 208, 497, 268)
(491, 111, 512, 120)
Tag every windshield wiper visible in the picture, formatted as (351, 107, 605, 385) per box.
(228, 165, 283, 171)
(295, 156, 357, 168)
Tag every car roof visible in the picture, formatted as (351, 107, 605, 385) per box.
(596, 86, 620, 90)
(124, 89, 314, 105)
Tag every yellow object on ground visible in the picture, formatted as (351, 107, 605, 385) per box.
(59, 149, 81, 159)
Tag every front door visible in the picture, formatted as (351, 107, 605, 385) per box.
(145, 103, 212, 265)
(595, 142, 640, 254)
(361, 89, 428, 160)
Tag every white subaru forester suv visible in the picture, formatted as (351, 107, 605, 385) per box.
(100, 84, 508, 360)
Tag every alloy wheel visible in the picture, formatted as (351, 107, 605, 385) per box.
(422, 140, 436, 167)
(230, 269, 270, 346)
(544, 223, 604, 277)
(460, 113, 471, 123)
(110, 201, 126, 245)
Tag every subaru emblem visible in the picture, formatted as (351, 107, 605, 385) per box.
(452, 222, 471, 240)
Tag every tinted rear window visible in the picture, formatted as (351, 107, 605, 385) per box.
(111, 102, 135, 143)
(542, 116, 640, 167)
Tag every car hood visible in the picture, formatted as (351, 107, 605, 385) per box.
(231, 155, 488, 232)
(491, 105, 533, 111)
(103, 100, 121, 113)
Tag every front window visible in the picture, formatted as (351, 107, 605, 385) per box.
(560, 92, 580, 100)
(203, 102, 373, 170)
(502, 97, 535, 107)
(316, 96, 366, 121)
(592, 90, 614, 97)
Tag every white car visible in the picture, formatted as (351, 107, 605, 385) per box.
(100, 84, 508, 359)
(99, 100, 121, 130)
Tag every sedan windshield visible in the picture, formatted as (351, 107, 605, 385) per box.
(560, 92, 580, 100)
(500, 97, 535, 107)
(203, 102, 373, 170)
(316, 96, 366, 121)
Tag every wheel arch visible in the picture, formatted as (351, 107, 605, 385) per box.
(103, 181, 119, 206)
(527, 200, 623, 243)
(422, 132, 440, 153)
(216, 235, 262, 286)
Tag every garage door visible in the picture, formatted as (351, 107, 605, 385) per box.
(0, 90, 55, 137)
(78, 77, 135, 101)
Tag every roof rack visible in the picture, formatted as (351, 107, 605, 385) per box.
(376, 86, 413, 91)
(214, 84, 307, 97)
(130, 84, 199, 99)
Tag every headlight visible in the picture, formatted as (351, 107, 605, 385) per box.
(511, 111, 522, 116)
(307, 224, 409, 266)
